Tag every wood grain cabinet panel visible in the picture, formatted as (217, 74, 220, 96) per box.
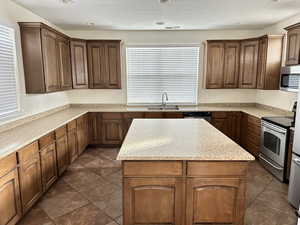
(239, 39, 259, 88)
(19, 22, 72, 93)
(57, 36, 72, 90)
(206, 41, 225, 88)
(186, 178, 245, 225)
(87, 40, 121, 89)
(123, 178, 184, 225)
(0, 154, 21, 225)
(71, 40, 89, 88)
(40, 142, 58, 191)
(102, 118, 123, 145)
(257, 35, 283, 90)
(88, 112, 102, 145)
(285, 24, 300, 65)
(56, 135, 69, 176)
(17, 142, 43, 213)
(224, 41, 240, 88)
(68, 127, 78, 163)
(76, 115, 89, 155)
(0, 169, 22, 225)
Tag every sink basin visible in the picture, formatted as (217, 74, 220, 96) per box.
(147, 105, 180, 110)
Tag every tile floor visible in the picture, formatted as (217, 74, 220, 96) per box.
(17, 147, 298, 225)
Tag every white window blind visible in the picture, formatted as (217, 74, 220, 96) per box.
(126, 46, 199, 105)
(0, 24, 18, 119)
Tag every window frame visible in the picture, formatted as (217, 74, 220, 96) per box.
(125, 44, 200, 106)
(0, 23, 21, 122)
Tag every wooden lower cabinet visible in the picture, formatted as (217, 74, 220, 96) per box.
(18, 142, 43, 213)
(123, 178, 184, 225)
(122, 161, 248, 225)
(89, 112, 102, 145)
(76, 114, 89, 155)
(67, 121, 78, 163)
(102, 113, 124, 145)
(40, 143, 58, 191)
(56, 135, 69, 176)
(186, 178, 246, 225)
(0, 154, 22, 225)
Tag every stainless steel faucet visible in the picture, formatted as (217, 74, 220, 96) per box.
(161, 92, 168, 108)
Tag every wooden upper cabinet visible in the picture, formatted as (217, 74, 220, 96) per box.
(285, 24, 300, 65)
(57, 36, 72, 90)
(257, 35, 283, 90)
(239, 39, 259, 89)
(224, 41, 240, 88)
(19, 22, 72, 93)
(87, 40, 122, 89)
(206, 41, 225, 89)
(70, 40, 89, 89)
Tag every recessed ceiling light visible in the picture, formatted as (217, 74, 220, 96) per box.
(60, 0, 75, 4)
(86, 22, 95, 26)
(156, 21, 165, 25)
(159, 0, 172, 4)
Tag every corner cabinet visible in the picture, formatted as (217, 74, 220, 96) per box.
(19, 22, 72, 93)
(87, 40, 121, 89)
(285, 24, 300, 66)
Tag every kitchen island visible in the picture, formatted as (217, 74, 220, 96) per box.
(117, 119, 254, 225)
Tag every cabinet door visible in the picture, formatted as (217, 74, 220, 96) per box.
(105, 42, 121, 89)
(57, 36, 72, 90)
(286, 28, 300, 65)
(87, 41, 107, 88)
(71, 40, 89, 88)
(224, 41, 240, 88)
(257, 37, 268, 89)
(186, 178, 246, 225)
(239, 40, 259, 88)
(41, 28, 60, 92)
(68, 129, 78, 163)
(123, 178, 184, 225)
(206, 41, 224, 88)
(56, 135, 69, 176)
(102, 119, 123, 145)
(0, 169, 22, 225)
(18, 142, 43, 213)
(40, 143, 58, 191)
(89, 112, 102, 145)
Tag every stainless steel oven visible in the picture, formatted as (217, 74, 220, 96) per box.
(259, 120, 288, 181)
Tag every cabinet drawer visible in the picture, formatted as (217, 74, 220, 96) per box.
(212, 112, 227, 119)
(123, 161, 183, 176)
(187, 162, 248, 177)
(39, 132, 55, 149)
(102, 112, 123, 120)
(144, 112, 164, 118)
(0, 153, 17, 177)
(247, 115, 261, 126)
(123, 112, 145, 119)
(55, 125, 67, 139)
(165, 112, 184, 118)
(18, 141, 39, 163)
(67, 120, 77, 131)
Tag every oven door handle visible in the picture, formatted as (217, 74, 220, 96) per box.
(262, 124, 287, 135)
(259, 154, 284, 171)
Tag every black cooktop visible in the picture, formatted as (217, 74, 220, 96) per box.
(262, 116, 294, 129)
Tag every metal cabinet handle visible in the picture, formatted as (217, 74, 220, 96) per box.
(259, 154, 283, 171)
(293, 158, 300, 167)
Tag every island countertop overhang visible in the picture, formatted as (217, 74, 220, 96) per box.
(117, 119, 255, 161)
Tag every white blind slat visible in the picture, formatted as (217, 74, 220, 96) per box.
(0, 24, 18, 119)
(126, 47, 199, 105)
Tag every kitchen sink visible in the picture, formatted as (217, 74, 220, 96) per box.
(147, 105, 180, 110)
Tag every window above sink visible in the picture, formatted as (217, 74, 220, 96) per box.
(126, 46, 200, 106)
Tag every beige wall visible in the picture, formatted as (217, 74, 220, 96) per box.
(0, 0, 70, 125)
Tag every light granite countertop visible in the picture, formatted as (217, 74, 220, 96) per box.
(117, 119, 255, 161)
(0, 104, 291, 160)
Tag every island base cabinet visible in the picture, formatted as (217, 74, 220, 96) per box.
(123, 178, 184, 225)
(186, 178, 246, 225)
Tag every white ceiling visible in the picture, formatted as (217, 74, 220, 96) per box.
(13, 0, 300, 30)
